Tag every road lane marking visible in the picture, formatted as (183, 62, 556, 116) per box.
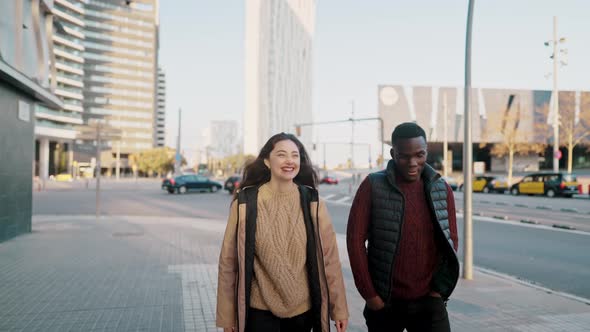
(335, 196, 351, 203)
(457, 213, 590, 236)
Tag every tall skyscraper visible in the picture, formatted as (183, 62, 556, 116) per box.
(244, 0, 316, 154)
(155, 67, 166, 147)
(80, 0, 159, 172)
(34, 0, 85, 179)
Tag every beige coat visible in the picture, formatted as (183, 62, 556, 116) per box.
(216, 192, 348, 332)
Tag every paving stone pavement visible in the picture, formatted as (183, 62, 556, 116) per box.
(1, 215, 589, 332)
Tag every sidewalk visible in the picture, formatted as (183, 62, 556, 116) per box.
(0, 215, 588, 332)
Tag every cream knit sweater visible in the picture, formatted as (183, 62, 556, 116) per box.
(249, 183, 311, 318)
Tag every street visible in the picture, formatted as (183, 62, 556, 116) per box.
(33, 179, 590, 300)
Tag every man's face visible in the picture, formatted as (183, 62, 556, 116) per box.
(391, 136, 427, 182)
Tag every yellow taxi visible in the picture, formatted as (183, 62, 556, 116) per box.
(55, 173, 73, 182)
(510, 172, 581, 198)
(459, 176, 509, 193)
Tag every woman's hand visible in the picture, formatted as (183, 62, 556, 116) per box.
(335, 319, 348, 332)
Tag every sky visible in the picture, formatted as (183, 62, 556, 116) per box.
(159, 0, 590, 168)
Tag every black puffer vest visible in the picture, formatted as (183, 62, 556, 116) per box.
(367, 160, 459, 301)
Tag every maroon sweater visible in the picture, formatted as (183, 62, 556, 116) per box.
(346, 176, 458, 301)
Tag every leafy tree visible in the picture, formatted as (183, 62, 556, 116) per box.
(480, 96, 545, 185)
(558, 92, 590, 173)
(216, 153, 256, 175)
(130, 148, 186, 177)
(535, 92, 590, 173)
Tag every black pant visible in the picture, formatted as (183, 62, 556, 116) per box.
(245, 308, 313, 332)
(363, 296, 451, 332)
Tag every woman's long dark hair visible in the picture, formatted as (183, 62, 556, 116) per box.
(235, 133, 317, 198)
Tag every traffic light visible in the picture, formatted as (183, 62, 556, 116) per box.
(295, 125, 301, 136)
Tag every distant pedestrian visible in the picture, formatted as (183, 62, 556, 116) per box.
(347, 122, 459, 332)
(216, 132, 349, 332)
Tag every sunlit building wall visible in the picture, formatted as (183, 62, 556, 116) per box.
(80, 0, 159, 172)
(35, 0, 85, 179)
(244, 0, 316, 154)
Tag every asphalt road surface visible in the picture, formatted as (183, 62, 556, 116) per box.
(33, 179, 590, 299)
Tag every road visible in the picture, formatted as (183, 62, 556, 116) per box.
(33, 179, 590, 299)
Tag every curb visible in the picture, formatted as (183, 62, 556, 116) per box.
(474, 266, 590, 306)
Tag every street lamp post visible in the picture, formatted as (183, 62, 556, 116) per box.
(463, 0, 475, 281)
(95, 121, 102, 219)
(350, 101, 355, 170)
(545, 17, 567, 172)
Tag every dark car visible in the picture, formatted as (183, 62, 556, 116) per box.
(510, 172, 581, 198)
(320, 175, 338, 185)
(162, 175, 222, 194)
(224, 175, 242, 194)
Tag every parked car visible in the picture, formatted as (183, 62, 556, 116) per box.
(441, 176, 458, 191)
(320, 175, 339, 185)
(224, 175, 242, 194)
(161, 175, 222, 194)
(510, 172, 581, 198)
(458, 176, 508, 193)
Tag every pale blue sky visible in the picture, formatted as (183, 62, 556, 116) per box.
(159, 0, 590, 168)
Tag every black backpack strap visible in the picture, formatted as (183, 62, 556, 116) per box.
(298, 185, 322, 331)
(238, 186, 259, 324)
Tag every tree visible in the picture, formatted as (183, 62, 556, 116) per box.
(481, 95, 545, 185)
(216, 153, 256, 175)
(130, 148, 185, 177)
(558, 92, 590, 174)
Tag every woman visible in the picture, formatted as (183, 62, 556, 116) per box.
(216, 133, 349, 332)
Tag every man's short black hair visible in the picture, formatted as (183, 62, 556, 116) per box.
(391, 122, 427, 146)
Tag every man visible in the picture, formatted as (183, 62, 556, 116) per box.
(347, 122, 459, 332)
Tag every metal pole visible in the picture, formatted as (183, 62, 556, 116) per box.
(443, 92, 448, 177)
(552, 16, 560, 172)
(379, 118, 384, 169)
(175, 108, 182, 175)
(323, 143, 326, 170)
(351, 101, 355, 170)
(95, 121, 101, 219)
(116, 140, 120, 180)
(463, 0, 475, 280)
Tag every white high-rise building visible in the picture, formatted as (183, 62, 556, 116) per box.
(210, 120, 239, 158)
(244, 0, 316, 154)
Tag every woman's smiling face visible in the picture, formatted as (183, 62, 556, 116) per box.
(264, 139, 300, 182)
